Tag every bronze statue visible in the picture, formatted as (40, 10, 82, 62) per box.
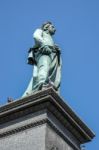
(23, 21, 62, 96)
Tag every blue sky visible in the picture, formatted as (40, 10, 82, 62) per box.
(0, 0, 98, 149)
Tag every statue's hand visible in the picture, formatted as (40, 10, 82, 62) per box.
(41, 45, 52, 55)
(54, 44, 61, 54)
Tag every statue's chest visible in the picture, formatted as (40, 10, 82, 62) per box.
(43, 32, 54, 44)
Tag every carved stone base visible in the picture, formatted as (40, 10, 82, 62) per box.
(0, 88, 95, 150)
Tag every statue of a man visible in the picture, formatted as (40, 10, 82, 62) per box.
(23, 21, 62, 96)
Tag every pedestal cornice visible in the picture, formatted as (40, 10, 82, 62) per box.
(0, 87, 95, 146)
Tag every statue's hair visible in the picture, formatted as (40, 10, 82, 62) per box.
(41, 21, 53, 30)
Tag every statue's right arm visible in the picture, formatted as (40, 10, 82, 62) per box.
(33, 29, 44, 46)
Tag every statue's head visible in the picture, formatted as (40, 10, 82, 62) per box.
(41, 21, 56, 35)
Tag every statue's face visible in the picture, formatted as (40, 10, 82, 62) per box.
(48, 24, 56, 35)
(43, 23, 56, 35)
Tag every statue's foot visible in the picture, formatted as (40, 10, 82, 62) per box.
(42, 84, 51, 90)
(42, 82, 57, 91)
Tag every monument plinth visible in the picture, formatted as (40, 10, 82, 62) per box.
(0, 88, 95, 150)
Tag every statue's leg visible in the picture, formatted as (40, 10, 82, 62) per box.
(22, 65, 38, 97)
(22, 77, 33, 97)
(37, 55, 51, 85)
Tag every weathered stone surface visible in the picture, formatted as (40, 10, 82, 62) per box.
(45, 124, 74, 150)
(0, 124, 46, 150)
(0, 87, 95, 150)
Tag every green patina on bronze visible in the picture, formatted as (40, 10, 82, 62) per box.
(23, 21, 62, 96)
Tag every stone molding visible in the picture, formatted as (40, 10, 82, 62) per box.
(0, 118, 80, 150)
(0, 87, 95, 145)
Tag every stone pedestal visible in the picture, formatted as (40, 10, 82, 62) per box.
(0, 88, 95, 150)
